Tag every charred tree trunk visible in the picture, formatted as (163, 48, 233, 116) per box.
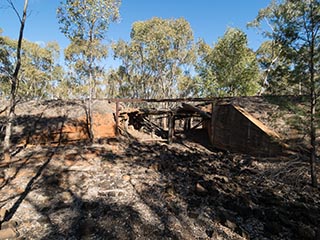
(309, 32, 317, 187)
(3, 0, 28, 162)
(310, 81, 317, 188)
(87, 74, 94, 143)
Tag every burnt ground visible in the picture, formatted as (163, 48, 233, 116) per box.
(0, 131, 319, 240)
(0, 97, 320, 239)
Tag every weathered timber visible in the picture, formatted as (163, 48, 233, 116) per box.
(140, 116, 167, 138)
(168, 112, 175, 144)
(139, 109, 172, 115)
(207, 104, 283, 156)
(180, 103, 211, 119)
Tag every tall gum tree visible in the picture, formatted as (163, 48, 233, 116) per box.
(112, 17, 195, 99)
(2, 0, 29, 162)
(0, 35, 62, 100)
(0, 29, 14, 99)
(196, 28, 260, 97)
(57, 0, 121, 141)
(255, 40, 295, 94)
(251, 0, 320, 187)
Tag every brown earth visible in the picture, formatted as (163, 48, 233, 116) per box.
(0, 99, 116, 145)
(0, 97, 319, 239)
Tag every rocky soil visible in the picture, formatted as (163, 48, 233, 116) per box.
(0, 130, 319, 239)
(0, 96, 319, 239)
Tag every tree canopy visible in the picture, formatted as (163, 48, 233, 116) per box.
(0, 34, 62, 100)
(196, 28, 260, 97)
(112, 17, 195, 99)
(57, 0, 121, 98)
(251, 0, 320, 187)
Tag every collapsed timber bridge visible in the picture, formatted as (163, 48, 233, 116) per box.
(112, 97, 284, 157)
(0, 96, 285, 157)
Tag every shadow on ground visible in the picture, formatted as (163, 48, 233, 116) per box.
(0, 98, 319, 239)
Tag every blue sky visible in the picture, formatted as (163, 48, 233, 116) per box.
(1, 0, 271, 66)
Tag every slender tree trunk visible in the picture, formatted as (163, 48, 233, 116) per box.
(309, 28, 317, 187)
(310, 86, 317, 187)
(86, 28, 95, 143)
(309, 60, 317, 188)
(3, 0, 28, 162)
(87, 71, 94, 142)
(3, 99, 15, 162)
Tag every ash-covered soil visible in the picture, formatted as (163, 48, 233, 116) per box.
(0, 96, 319, 239)
(0, 133, 319, 240)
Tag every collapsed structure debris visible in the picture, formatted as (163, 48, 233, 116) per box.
(117, 99, 284, 156)
(0, 96, 318, 239)
(0, 97, 285, 156)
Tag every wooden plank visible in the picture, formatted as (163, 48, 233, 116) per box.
(181, 103, 211, 119)
(184, 117, 191, 131)
(167, 112, 175, 144)
(96, 96, 234, 103)
(210, 102, 216, 145)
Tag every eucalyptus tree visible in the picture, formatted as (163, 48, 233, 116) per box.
(251, 0, 320, 187)
(57, 0, 121, 140)
(195, 39, 220, 97)
(255, 40, 294, 94)
(0, 29, 14, 99)
(44, 42, 65, 99)
(19, 41, 62, 99)
(0, 34, 62, 100)
(2, 0, 28, 162)
(196, 28, 261, 97)
(112, 17, 195, 99)
(103, 67, 130, 98)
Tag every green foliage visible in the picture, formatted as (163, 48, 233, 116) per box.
(251, 0, 320, 96)
(252, 0, 320, 127)
(0, 30, 14, 98)
(265, 95, 309, 139)
(57, 0, 121, 98)
(57, 0, 120, 40)
(63, 38, 108, 97)
(0, 30, 61, 100)
(19, 40, 61, 99)
(112, 17, 195, 99)
(196, 28, 261, 97)
(256, 40, 297, 94)
(252, 0, 320, 186)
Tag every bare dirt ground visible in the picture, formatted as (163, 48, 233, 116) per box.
(0, 97, 319, 239)
(0, 132, 320, 240)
